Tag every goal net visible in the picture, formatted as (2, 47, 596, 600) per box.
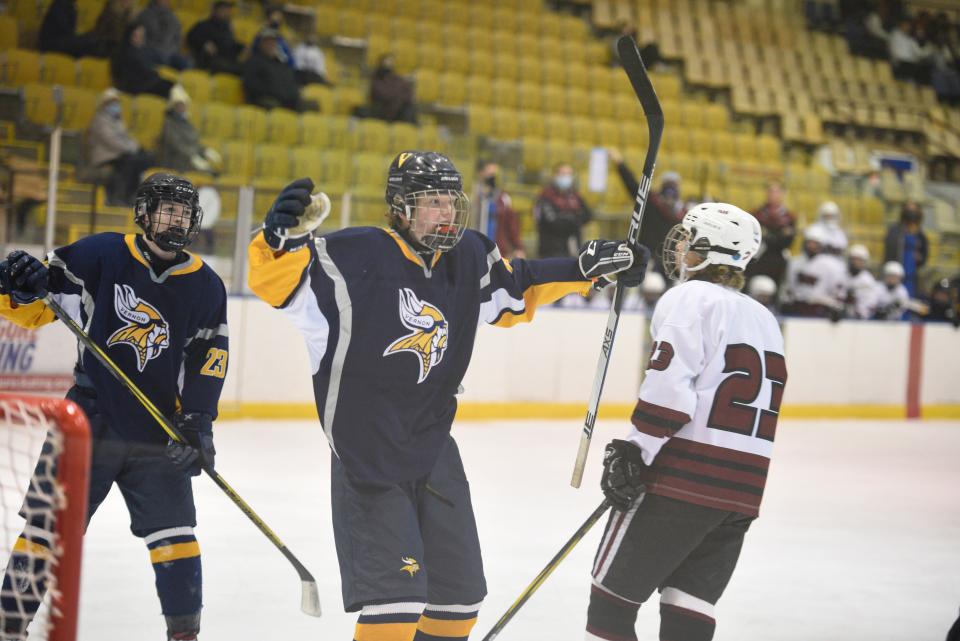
(0, 395, 91, 641)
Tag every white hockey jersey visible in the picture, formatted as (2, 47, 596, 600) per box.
(874, 282, 910, 320)
(805, 221, 848, 253)
(791, 253, 848, 311)
(626, 280, 786, 517)
(848, 269, 879, 319)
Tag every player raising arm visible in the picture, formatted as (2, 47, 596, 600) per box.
(587, 203, 787, 641)
(247, 151, 648, 641)
(0, 174, 227, 641)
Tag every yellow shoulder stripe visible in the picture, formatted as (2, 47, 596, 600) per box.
(247, 231, 311, 308)
(0, 295, 56, 329)
(493, 281, 591, 328)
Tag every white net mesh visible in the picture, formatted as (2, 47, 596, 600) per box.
(0, 398, 68, 641)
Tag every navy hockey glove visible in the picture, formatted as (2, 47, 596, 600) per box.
(0, 250, 48, 303)
(601, 439, 647, 511)
(166, 413, 215, 476)
(579, 240, 649, 289)
(263, 178, 315, 251)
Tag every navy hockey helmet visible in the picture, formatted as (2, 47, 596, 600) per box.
(134, 173, 202, 253)
(385, 151, 470, 252)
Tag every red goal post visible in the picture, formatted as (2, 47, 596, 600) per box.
(0, 394, 91, 641)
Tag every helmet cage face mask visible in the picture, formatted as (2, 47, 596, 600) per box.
(662, 203, 760, 282)
(399, 188, 470, 252)
(135, 197, 202, 252)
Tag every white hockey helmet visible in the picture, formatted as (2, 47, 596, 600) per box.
(663, 202, 761, 281)
(817, 200, 841, 224)
(882, 261, 905, 278)
(848, 243, 870, 261)
(748, 275, 777, 298)
(803, 224, 829, 245)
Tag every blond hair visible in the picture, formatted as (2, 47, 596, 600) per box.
(689, 264, 746, 290)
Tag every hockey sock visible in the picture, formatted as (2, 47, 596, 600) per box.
(0, 527, 54, 637)
(586, 584, 640, 641)
(413, 602, 481, 640)
(659, 587, 716, 641)
(353, 601, 424, 641)
(144, 528, 202, 620)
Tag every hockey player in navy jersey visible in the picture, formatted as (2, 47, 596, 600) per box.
(0, 174, 228, 641)
(586, 203, 787, 641)
(248, 151, 649, 641)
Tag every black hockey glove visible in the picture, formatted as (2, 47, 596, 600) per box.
(579, 240, 649, 290)
(600, 439, 647, 511)
(0, 250, 49, 304)
(166, 413, 215, 476)
(263, 177, 315, 251)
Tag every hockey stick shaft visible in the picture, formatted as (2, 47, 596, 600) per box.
(480, 501, 610, 641)
(571, 36, 664, 488)
(42, 294, 322, 617)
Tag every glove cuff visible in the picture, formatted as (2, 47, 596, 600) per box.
(263, 226, 312, 252)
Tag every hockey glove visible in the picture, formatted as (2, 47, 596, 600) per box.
(600, 439, 647, 511)
(166, 412, 215, 476)
(579, 240, 649, 289)
(263, 178, 315, 251)
(0, 250, 48, 304)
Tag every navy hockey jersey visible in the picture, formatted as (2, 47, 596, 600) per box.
(0, 233, 229, 444)
(248, 227, 591, 485)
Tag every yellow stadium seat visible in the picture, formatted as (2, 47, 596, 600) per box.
(517, 82, 542, 112)
(491, 8, 518, 33)
(490, 78, 519, 110)
(212, 73, 243, 105)
(521, 136, 548, 171)
(76, 57, 110, 91)
(321, 149, 352, 190)
(442, 47, 470, 75)
(467, 75, 494, 107)
(348, 119, 391, 153)
(540, 13, 563, 39)
(302, 85, 335, 114)
(468, 50, 495, 79)
(712, 131, 737, 160)
(517, 110, 547, 140)
(517, 55, 542, 85)
(542, 61, 566, 86)
(587, 67, 617, 95)
(595, 119, 619, 147)
(541, 85, 565, 115)
(539, 37, 563, 63)
(588, 90, 615, 119)
(490, 108, 520, 141)
(131, 94, 166, 145)
(41, 53, 76, 86)
(389, 122, 419, 151)
(235, 105, 268, 142)
(417, 43, 445, 73)
(353, 151, 388, 187)
(566, 88, 590, 117)
(314, 6, 340, 38)
(757, 135, 781, 164)
(444, 4, 470, 25)
(619, 122, 648, 151)
(254, 144, 292, 181)
(21, 84, 56, 127)
(544, 113, 571, 143)
(220, 141, 254, 180)
(679, 103, 705, 129)
(491, 32, 516, 59)
(365, 13, 391, 39)
(438, 72, 467, 107)
(516, 11, 540, 35)
(442, 25, 469, 49)
(492, 54, 519, 82)
(468, 105, 493, 136)
(467, 5, 495, 30)
(703, 103, 729, 130)
(0, 16, 18, 50)
(179, 69, 211, 104)
(199, 103, 235, 142)
(266, 109, 301, 146)
(339, 9, 367, 39)
(334, 87, 365, 116)
(689, 129, 712, 157)
(570, 116, 596, 145)
(300, 113, 347, 149)
(612, 94, 642, 120)
(61, 86, 98, 131)
(3, 49, 41, 85)
(418, 125, 447, 153)
(415, 69, 440, 104)
(567, 63, 590, 90)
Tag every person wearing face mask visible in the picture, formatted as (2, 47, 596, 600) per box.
(368, 53, 418, 124)
(883, 200, 929, 297)
(251, 4, 294, 68)
(533, 163, 593, 258)
(87, 88, 156, 206)
(156, 85, 222, 174)
(805, 200, 848, 255)
(474, 161, 525, 259)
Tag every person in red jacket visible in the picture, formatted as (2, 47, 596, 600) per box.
(475, 161, 526, 259)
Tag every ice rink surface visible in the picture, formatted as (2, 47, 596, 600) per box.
(71, 418, 959, 641)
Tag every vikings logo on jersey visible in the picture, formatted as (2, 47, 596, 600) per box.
(106, 284, 170, 371)
(383, 288, 448, 384)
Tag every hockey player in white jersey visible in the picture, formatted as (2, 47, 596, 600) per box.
(805, 200, 848, 255)
(874, 261, 912, 320)
(785, 225, 848, 318)
(585, 203, 787, 641)
(846, 244, 879, 319)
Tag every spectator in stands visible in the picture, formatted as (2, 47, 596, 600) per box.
(252, 5, 294, 68)
(475, 161, 525, 260)
(924, 277, 958, 325)
(187, 1, 245, 75)
(38, 0, 99, 57)
(846, 243, 879, 319)
(111, 24, 175, 98)
(930, 28, 960, 104)
(533, 163, 592, 258)
(293, 33, 333, 86)
(748, 275, 779, 314)
(87, 88, 155, 206)
(806, 200, 848, 254)
(607, 148, 685, 274)
(368, 54, 418, 124)
(91, 0, 134, 58)
(843, 2, 889, 59)
(156, 85, 221, 175)
(243, 29, 318, 112)
(883, 200, 928, 297)
(137, 0, 190, 71)
(889, 18, 934, 84)
(874, 261, 911, 320)
(747, 181, 797, 288)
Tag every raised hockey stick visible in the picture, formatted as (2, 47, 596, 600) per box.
(480, 500, 610, 641)
(40, 294, 323, 617)
(571, 37, 664, 488)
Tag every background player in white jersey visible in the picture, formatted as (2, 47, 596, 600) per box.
(584, 203, 787, 641)
(874, 261, 912, 320)
(846, 244, 879, 319)
(784, 225, 848, 318)
(805, 200, 848, 255)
